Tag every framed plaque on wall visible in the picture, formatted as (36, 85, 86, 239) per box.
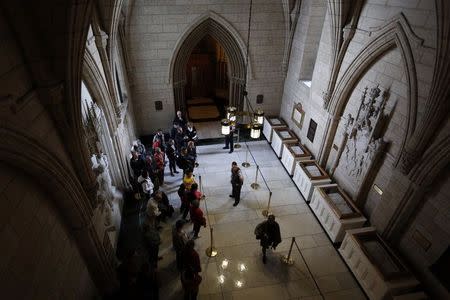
(291, 103, 305, 129)
(307, 119, 317, 143)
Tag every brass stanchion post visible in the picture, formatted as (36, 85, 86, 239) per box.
(199, 175, 205, 200)
(281, 237, 295, 265)
(242, 143, 250, 168)
(262, 191, 272, 217)
(250, 165, 260, 189)
(206, 227, 218, 257)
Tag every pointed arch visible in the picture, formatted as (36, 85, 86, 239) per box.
(169, 11, 249, 111)
(319, 13, 422, 166)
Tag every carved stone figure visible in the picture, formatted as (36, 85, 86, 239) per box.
(93, 151, 115, 226)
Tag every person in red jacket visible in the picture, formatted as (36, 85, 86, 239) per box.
(187, 183, 202, 203)
(189, 200, 206, 239)
(182, 239, 201, 274)
(153, 147, 165, 185)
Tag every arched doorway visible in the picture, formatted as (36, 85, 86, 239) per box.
(185, 35, 229, 122)
(170, 14, 248, 118)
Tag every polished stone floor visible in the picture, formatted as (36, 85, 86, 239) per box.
(156, 141, 366, 300)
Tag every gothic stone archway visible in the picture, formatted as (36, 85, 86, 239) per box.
(170, 12, 248, 113)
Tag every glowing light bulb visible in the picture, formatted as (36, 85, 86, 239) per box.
(218, 275, 225, 284)
(235, 280, 243, 288)
(221, 259, 229, 269)
(238, 263, 247, 272)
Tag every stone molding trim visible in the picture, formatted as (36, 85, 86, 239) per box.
(399, 0, 450, 175)
(323, 0, 363, 109)
(83, 50, 118, 134)
(107, 0, 125, 69)
(281, 0, 301, 76)
(91, 12, 123, 124)
(66, 0, 101, 209)
(169, 11, 248, 111)
(410, 132, 450, 188)
(318, 13, 420, 168)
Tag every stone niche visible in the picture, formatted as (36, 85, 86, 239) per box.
(263, 116, 287, 143)
(271, 128, 299, 158)
(293, 160, 331, 202)
(281, 142, 312, 175)
(310, 184, 366, 243)
(339, 227, 420, 300)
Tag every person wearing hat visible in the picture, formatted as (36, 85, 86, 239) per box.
(254, 214, 282, 264)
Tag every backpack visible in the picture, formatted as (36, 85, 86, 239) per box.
(254, 221, 266, 240)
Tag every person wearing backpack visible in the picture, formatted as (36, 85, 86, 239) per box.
(254, 214, 282, 264)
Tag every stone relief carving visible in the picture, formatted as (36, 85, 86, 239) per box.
(337, 86, 390, 188)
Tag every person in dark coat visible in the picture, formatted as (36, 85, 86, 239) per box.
(180, 239, 202, 300)
(130, 151, 145, 179)
(189, 200, 206, 239)
(187, 140, 197, 164)
(172, 219, 188, 271)
(174, 110, 187, 130)
(185, 122, 198, 142)
(142, 223, 162, 268)
(230, 164, 244, 206)
(177, 148, 194, 176)
(175, 126, 186, 152)
(254, 214, 282, 264)
(180, 266, 202, 300)
(166, 139, 179, 176)
(170, 123, 179, 139)
(178, 183, 190, 220)
(223, 124, 235, 153)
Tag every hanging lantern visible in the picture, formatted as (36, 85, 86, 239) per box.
(254, 109, 264, 125)
(221, 119, 230, 135)
(250, 122, 261, 139)
(226, 106, 237, 122)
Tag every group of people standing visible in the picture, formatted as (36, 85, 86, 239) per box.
(119, 110, 282, 299)
(125, 110, 205, 299)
